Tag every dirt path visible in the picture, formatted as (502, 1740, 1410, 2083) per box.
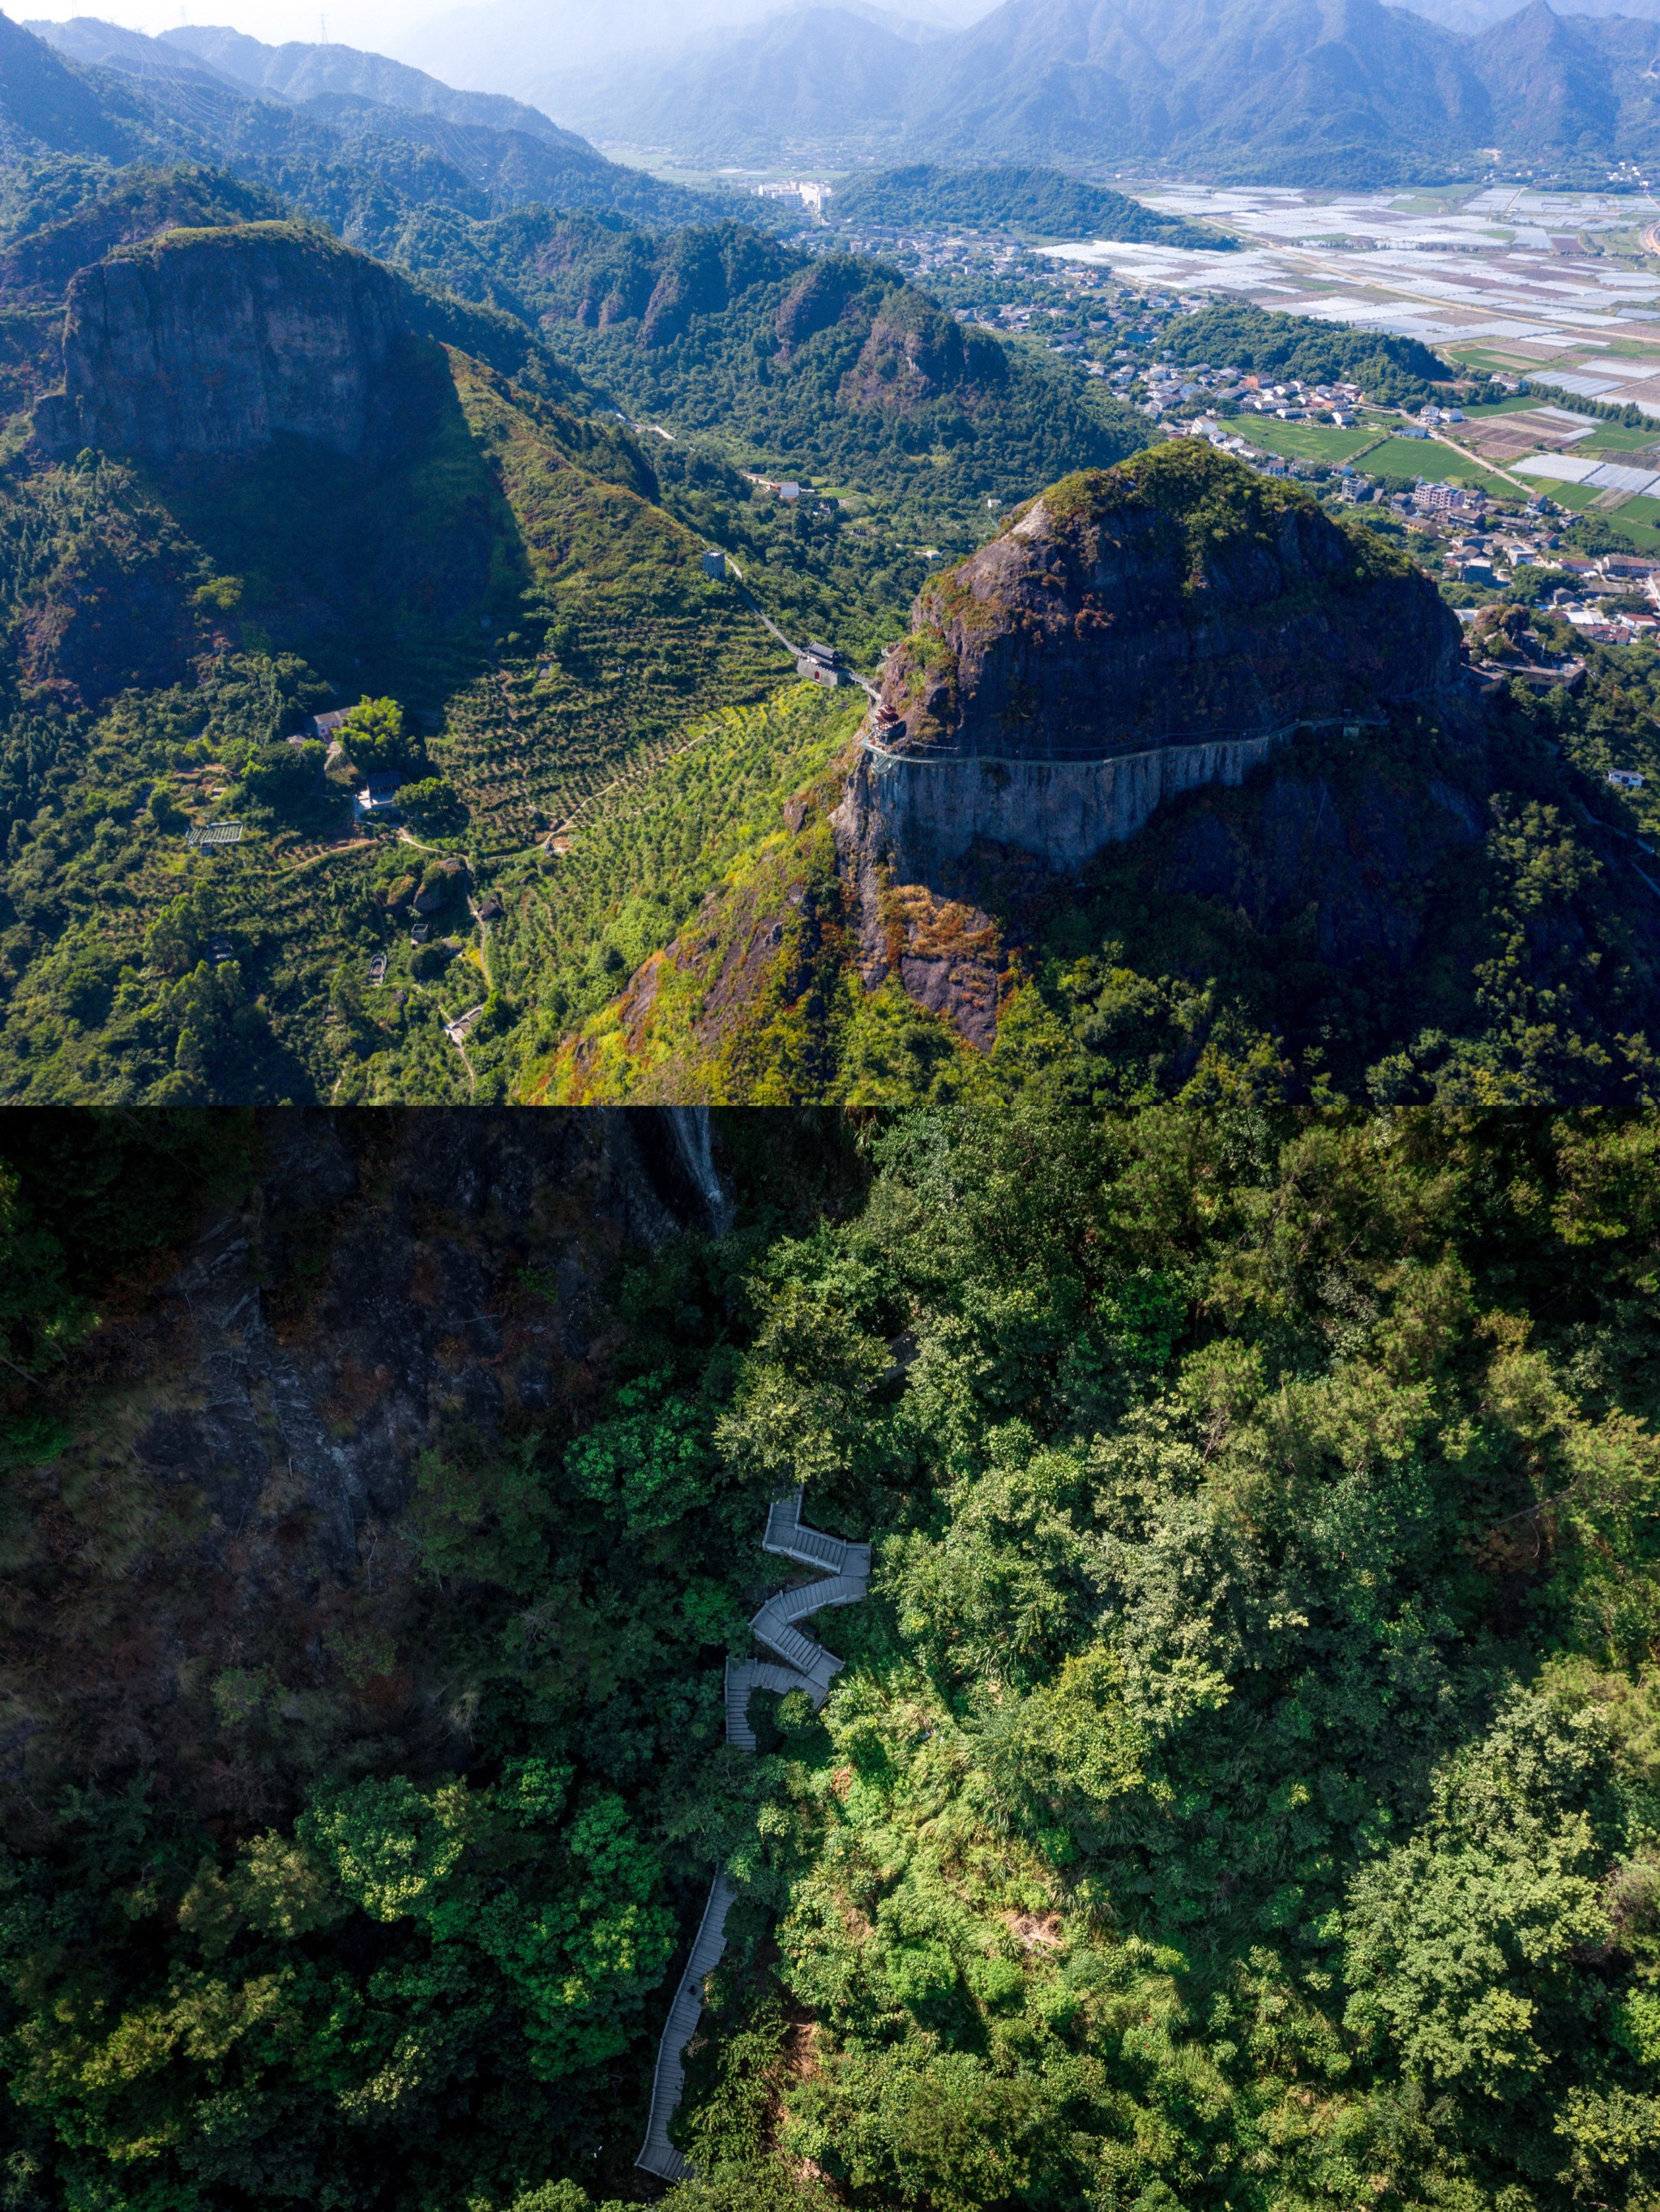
(1427, 425, 1538, 499)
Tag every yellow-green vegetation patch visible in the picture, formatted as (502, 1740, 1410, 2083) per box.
(382, 683, 862, 1104)
(1364, 437, 1514, 494)
(1217, 416, 1380, 464)
(426, 354, 792, 851)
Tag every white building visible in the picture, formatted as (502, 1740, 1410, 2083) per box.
(353, 773, 403, 824)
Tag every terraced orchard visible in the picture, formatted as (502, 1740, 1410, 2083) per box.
(430, 359, 793, 853)
(0, 323, 824, 1101)
(329, 685, 859, 1104)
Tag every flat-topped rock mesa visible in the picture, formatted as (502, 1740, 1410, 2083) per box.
(847, 442, 1466, 875)
(37, 220, 434, 466)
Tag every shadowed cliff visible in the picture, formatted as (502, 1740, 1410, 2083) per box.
(534, 451, 1660, 1105)
(873, 442, 1464, 764)
(37, 220, 435, 466)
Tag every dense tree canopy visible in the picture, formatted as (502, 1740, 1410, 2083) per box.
(4, 1103, 1660, 2211)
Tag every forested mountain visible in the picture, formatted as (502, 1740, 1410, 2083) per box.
(0, 19, 1656, 1119)
(0, 4, 1155, 1106)
(901, 0, 1494, 174)
(534, 445, 1660, 1111)
(0, 190, 802, 1101)
(7, 1104, 1660, 2212)
(7, 11, 702, 234)
(11, 12, 1660, 2211)
(395, 209, 1147, 524)
(539, 0, 1660, 182)
(830, 163, 1237, 245)
(0, 97, 1655, 1110)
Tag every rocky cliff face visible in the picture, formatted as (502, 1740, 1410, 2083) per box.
(839, 287, 1006, 411)
(876, 442, 1462, 762)
(2, 1109, 720, 1808)
(845, 442, 1467, 880)
(39, 220, 431, 465)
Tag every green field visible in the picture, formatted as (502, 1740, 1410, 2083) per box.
(1459, 393, 1564, 418)
(1440, 348, 1542, 374)
(1523, 480, 1660, 552)
(1577, 424, 1660, 455)
(1217, 415, 1381, 463)
(1602, 492, 1660, 554)
(1363, 437, 1519, 497)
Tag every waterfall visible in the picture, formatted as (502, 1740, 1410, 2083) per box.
(663, 1106, 734, 1235)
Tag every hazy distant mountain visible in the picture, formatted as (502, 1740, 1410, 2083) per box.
(530, 0, 1660, 182)
(20, 15, 242, 91)
(1395, 0, 1660, 29)
(396, 0, 989, 88)
(161, 23, 593, 148)
(15, 13, 705, 228)
(547, 6, 922, 157)
(1464, 0, 1660, 157)
(901, 0, 1491, 173)
(0, 8, 147, 160)
(17, 0, 1658, 208)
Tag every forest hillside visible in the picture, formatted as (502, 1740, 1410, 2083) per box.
(533, 447, 1660, 1110)
(2, 1103, 1660, 2212)
(0, 139, 1153, 1107)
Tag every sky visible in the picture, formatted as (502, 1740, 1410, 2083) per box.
(18, 0, 1002, 98)
(21, 0, 431, 44)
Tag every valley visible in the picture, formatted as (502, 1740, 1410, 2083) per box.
(10, 8, 1660, 2212)
(0, 5, 1657, 1114)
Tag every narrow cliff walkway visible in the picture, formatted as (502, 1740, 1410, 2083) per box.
(635, 1487, 871, 2181)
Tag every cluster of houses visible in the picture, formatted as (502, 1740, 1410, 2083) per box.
(1162, 393, 1658, 653)
(1126, 360, 1366, 426)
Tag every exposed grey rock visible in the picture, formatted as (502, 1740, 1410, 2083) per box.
(40, 221, 431, 464)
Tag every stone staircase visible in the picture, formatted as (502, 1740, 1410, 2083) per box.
(635, 1487, 871, 2182)
(750, 1577, 866, 1685)
(763, 1488, 873, 1579)
(724, 1657, 827, 1752)
(635, 1873, 738, 2183)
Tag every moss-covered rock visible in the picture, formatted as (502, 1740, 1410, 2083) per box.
(39, 220, 432, 465)
(872, 441, 1462, 764)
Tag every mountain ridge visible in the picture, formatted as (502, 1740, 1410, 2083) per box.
(533, 0, 1660, 180)
(12, 11, 705, 233)
(159, 21, 592, 150)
